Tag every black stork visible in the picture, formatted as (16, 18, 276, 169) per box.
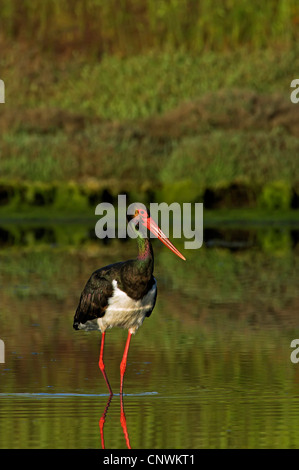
(73, 204, 186, 395)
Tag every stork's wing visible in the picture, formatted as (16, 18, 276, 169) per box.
(73, 270, 114, 328)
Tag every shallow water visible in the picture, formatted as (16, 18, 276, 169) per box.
(0, 222, 299, 449)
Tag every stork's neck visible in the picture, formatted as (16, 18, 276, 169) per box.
(137, 236, 153, 264)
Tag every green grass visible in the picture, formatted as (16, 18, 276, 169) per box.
(1, 46, 299, 185)
(1, 34, 299, 216)
(3, 46, 299, 119)
(159, 129, 299, 187)
(1, 126, 298, 204)
(0, 0, 298, 56)
(49, 48, 298, 119)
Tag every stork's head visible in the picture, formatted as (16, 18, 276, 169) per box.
(127, 203, 186, 260)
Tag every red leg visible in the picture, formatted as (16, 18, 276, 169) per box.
(120, 393, 131, 448)
(120, 331, 132, 395)
(99, 394, 113, 449)
(99, 332, 113, 395)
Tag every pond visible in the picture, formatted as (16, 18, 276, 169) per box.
(0, 221, 299, 449)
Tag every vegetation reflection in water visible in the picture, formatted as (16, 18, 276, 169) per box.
(0, 223, 299, 449)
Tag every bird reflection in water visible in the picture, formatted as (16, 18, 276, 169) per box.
(99, 394, 131, 449)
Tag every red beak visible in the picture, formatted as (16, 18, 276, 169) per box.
(142, 216, 186, 261)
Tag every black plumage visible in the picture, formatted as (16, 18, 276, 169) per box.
(73, 255, 157, 330)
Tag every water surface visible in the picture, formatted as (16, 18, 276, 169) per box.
(0, 223, 299, 448)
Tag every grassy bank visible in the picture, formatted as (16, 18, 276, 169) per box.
(1, 37, 299, 218)
(0, 178, 299, 217)
(2, 45, 299, 120)
(1, 0, 298, 56)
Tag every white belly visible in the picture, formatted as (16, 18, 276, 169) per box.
(78, 279, 157, 333)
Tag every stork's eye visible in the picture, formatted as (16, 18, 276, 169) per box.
(134, 208, 146, 217)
